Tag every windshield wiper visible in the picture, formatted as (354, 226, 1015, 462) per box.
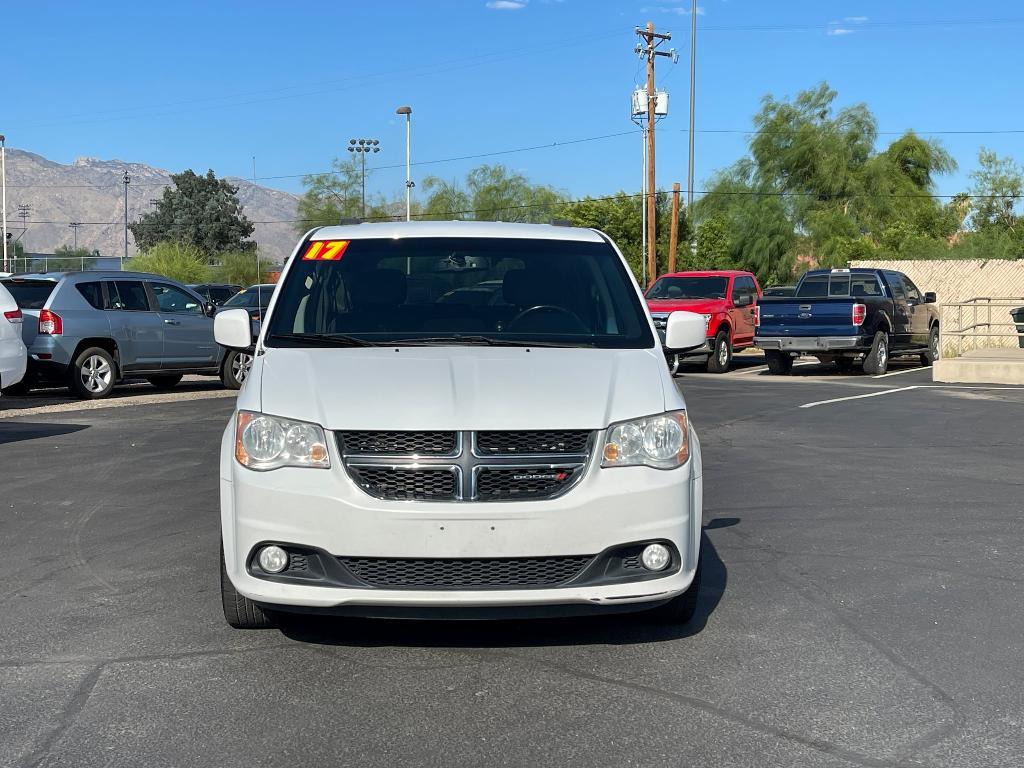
(386, 335, 595, 348)
(267, 332, 380, 348)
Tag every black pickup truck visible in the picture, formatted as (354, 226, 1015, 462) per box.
(755, 268, 940, 375)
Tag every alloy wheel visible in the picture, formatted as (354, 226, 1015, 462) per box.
(233, 352, 253, 384)
(81, 355, 112, 393)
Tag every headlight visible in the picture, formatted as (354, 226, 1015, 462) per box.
(601, 411, 689, 469)
(234, 411, 330, 470)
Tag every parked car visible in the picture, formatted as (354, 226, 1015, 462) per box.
(755, 268, 940, 375)
(215, 284, 276, 389)
(188, 283, 242, 306)
(0, 271, 250, 398)
(0, 281, 28, 395)
(646, 270, 762, 373)
(214, 221, 709, 628)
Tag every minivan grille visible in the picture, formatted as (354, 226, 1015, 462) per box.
(349, 467, 457, 501)
(476, 467, 578, 501)
(475, 430, 591, 455)
(339, 430, 592, 503)
(338, 431, 456, 456)
(338, 555, 594, 589)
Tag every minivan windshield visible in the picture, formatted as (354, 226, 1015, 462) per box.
(646, 276, 728, 300)
(265, 237, 653, 349)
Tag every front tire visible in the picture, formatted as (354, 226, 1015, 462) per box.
(921, 325, 939, 366)
(862, 331, 889, 375)
(146, 374, 183, 390)
(765, 351, 793, 375)
(220, 543, 276, 629)
(69, 347, 116, 399)
(644, 556, 702, 625)
(221, 349, 253, 390)
(706, 330, 732, 373)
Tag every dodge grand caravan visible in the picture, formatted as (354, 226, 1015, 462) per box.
(216, 222, 707, 628)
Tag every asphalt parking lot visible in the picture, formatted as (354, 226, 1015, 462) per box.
(2, 359, 1023, 768)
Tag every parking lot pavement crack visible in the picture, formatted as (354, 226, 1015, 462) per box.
(493, 650, 908, 768)
(16, 663, 104, 768)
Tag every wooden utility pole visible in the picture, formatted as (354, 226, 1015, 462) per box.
(668, 182, 680, 273)
(637, 22, 672, 287)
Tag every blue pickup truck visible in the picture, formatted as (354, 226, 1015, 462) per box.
(755, 268, 940, 375)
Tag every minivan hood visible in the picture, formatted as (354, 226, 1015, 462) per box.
(257, 346, 667, 430)
(646, 298, 728, 314)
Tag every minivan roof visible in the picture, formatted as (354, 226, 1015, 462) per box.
(309, 221, 605, 243)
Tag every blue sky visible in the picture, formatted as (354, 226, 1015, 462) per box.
(6, 0, 1024, 205)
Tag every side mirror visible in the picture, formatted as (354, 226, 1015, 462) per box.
(215, 308, 253, 349)
(734, 294, 753, 307)
(204, 302, 217, 317)
(664, 311, 707, 351)
(924, 291, 937, 304)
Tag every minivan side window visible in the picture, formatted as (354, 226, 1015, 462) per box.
(151, 283, 204, 314)
(76, 282, 105, 310)
(109, 281, 151, 311)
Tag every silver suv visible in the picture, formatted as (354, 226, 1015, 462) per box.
(0, 271, 244, 398)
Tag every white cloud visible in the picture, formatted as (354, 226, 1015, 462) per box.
(827, 27, 854, 36)
(643, 4, 706, 15)
(486, 0, 527, 8)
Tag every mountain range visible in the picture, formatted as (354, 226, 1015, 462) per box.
(2, 149, 301, 264)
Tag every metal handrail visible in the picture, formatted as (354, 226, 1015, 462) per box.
(939, 298, 1024, 359)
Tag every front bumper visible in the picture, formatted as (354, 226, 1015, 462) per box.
(755, 335, 866, 352)
(220, 427, 703, 614)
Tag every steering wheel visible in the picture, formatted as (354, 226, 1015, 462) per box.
(507, 305, 588, 334)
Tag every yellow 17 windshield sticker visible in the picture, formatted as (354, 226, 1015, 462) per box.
(302, 240, 350, 261)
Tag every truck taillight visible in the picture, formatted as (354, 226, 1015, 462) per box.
(852, 303, 866, 326)
(38, 309, 63, 335)
(3, 309, 22, 323)
(753, 305, 761, 327)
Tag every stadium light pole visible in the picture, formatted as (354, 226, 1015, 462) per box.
(396, 106, 413, 222)
(347, 138, 380, 219)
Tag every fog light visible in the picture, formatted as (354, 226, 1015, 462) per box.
(258, 545, 289, 573)
(640, 543, 671, 571)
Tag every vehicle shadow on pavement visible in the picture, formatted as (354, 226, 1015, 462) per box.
(0, 421, 89, 445)
(275, 532, 727, 648)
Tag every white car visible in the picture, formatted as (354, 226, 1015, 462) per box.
(216, 222, 707, 628)
(0, 281, 27, 394)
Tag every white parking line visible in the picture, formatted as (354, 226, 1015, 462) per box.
(799, 386, 919, 409)
(873, 366, 928, 378)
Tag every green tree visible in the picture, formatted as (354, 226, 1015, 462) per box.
(212, 249, 275, 286)
(295, 157, 364, 231)
(969, 148, 1023, 231)
(555, 191, 687, 282)
(131, 170, 254, 253)
(422, 164, 566, 223)
(128, 241, 210, 283)
(695, 83, 959, 281)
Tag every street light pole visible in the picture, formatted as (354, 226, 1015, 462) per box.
(1, 135, 7, 274)
(396, 106, 413, 221)
(347, 138, 380, 219)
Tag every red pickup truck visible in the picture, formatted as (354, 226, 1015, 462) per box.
(646, 270, 762, 373)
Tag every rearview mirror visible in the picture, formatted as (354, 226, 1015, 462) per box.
(924, 291, 937, 303)
(734, 294, 753, 307)
(664, 311, 707, 351)
(215, 308, 253, 349)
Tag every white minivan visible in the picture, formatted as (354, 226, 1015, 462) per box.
(0, 281, 27, 395)
(216, 222, 707, 628)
